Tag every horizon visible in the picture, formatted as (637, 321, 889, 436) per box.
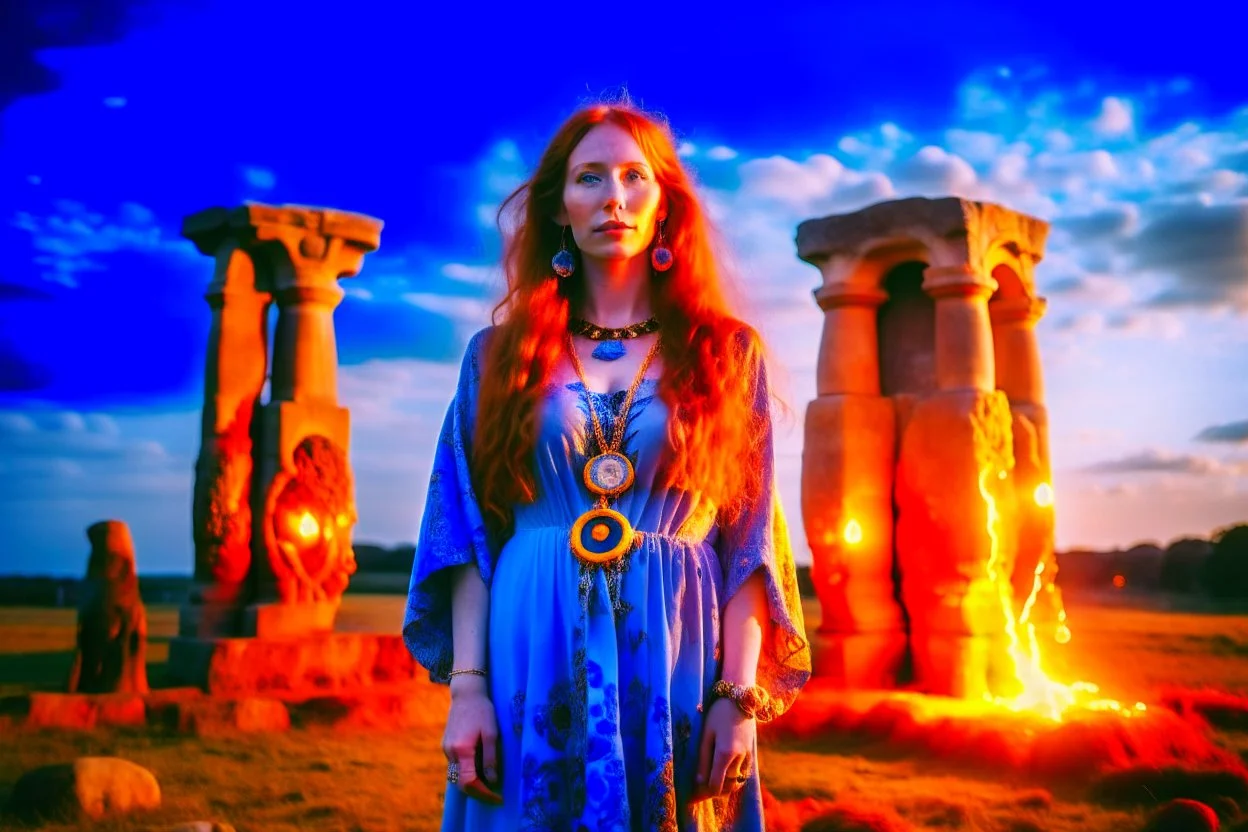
(1, 0, 1246, 578)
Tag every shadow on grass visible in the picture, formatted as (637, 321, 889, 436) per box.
(0, 652, 176, 695)
(0, 652, 74, 691)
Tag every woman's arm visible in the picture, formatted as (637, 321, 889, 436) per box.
(719, 569, 767, 686)
(442, 562, 502, 804)
(448, 562, 490, 688)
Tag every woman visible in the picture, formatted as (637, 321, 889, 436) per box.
(403, 100, 811, 831)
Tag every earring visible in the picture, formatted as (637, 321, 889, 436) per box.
(651, 219, 673, 272)
(552, 225, 576, 278)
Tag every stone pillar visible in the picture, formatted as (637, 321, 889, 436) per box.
(990, 296, 1046, 406)
(180, 213, 272, 638)
(795, 196, 1056, 700)
(804, 284, 908, 689)
(169, 202, 402, 697)
(895, 389, 1015, 699)
(900, 267, 1008, 698)
(923, 265, 998, 393)
(990, 295, 1064, 674)
(244, 205, 382, 637)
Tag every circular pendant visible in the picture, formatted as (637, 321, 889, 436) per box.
(570, 507, 634, 564)
(583, 452, 634, 497)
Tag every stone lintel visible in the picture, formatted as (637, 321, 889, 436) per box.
(181, 202, 384, 266)
(796, 196, 1049, 269)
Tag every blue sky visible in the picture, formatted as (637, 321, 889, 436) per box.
(2, 0, 1246, 576)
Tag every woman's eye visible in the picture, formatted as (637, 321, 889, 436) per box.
(578, 173, 601, 184)
(627, 169, 647, 181)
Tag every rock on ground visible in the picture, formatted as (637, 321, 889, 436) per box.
(9, 756, 161, 822)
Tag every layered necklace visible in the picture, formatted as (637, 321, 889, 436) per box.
(568, 316, 660, 362)
(565, 333, 661, 567)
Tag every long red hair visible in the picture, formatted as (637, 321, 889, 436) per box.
(472, 101, 770, 540)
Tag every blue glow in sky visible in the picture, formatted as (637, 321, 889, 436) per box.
(2, 0, 1246, 575)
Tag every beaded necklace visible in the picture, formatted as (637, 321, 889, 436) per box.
(565, 334, 661, 565)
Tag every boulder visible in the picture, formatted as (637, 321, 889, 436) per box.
(9, 756, 160, 822)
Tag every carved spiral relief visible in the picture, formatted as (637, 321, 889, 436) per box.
(265, 434, 357, 603)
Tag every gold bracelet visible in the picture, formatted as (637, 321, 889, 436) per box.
(449, 668, 487, 678)
(711, 679, 778, 723)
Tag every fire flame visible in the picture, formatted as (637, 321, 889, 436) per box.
(843, 518, 863, 545)
(979, 465, 1145, 721)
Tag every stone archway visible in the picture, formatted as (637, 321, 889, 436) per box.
(878, 261, 937, 398)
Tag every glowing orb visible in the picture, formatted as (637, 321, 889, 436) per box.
(1034, 482, 1054, 507)
(843, 519, 863, 545)
(298, 512, 320, 540)
(1112, 574, 1126, 589)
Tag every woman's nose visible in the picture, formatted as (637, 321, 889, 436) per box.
(603, 179, 626, 210)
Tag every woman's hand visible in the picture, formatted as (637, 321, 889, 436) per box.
(442, 677, 503, 805)
(694, 696, 756, 801)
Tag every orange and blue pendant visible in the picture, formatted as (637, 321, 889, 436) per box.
(571, 507, 634, 564)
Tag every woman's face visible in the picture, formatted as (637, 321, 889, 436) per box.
(557, 123, 667, 265)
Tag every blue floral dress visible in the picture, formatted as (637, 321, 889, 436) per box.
(403, 326, 811, 831)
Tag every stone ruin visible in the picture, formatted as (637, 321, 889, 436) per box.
(796, 196, 1066, 700)
(67, 520, 149, 695)
(166, 202, 421, 703)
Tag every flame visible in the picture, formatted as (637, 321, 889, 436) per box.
(978, 464, 1136, 721)
(843, 518, 863, 545)
(297, 511, 320, 540)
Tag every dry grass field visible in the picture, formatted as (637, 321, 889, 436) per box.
(1, 594, 1247, 831)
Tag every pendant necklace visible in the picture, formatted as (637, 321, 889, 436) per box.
(566, 333, 661, 566)
(568, 316, 660, 362)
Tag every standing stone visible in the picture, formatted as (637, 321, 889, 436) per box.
(67, 521, 148, 695)
(795, 196, 1059, 699)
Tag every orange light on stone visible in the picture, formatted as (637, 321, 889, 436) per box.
(1033, 482, 1054, 507)
(591, 523, 610, 542)
(843, 519, 863, 545)
(297, 511, 320, 541)
(977, 462, 1127, 721)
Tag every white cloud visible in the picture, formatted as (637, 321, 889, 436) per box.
(400, 292, 494, 338)
(1091, 96, 1134, 137)
(243, 166, 276, 190)
(440, 262, 502, 288)
(706, 145, 739, 161)
(891, 145, 978, 196)
(10, 200, 197, 287)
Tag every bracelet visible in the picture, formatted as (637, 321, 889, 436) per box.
(711, 680, 779, 723)
(449, 668, 487, 679)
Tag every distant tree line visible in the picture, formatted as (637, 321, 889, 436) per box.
(1055, 523, 1248, 599)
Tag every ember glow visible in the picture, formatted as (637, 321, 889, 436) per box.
(979, 464, 1145, 721)
(842, 518, 863, 545)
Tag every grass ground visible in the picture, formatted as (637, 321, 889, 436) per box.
(1, 595, 1246, 831)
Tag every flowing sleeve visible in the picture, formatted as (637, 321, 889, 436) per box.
(402, 327, 495, 684)
(715, 334, 812, 716)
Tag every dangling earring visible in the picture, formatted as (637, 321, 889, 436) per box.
(651, 219, 674, 272)
(552, 225, 576, 278)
